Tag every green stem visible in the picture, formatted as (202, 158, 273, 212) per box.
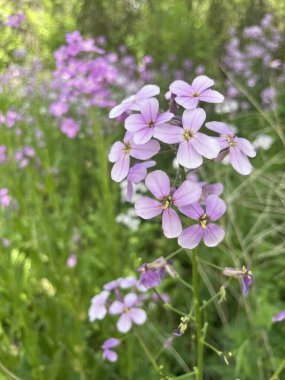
(269, 358, 285, 380)
(134, 330, 161, 374)
(191, 249, 203, 380)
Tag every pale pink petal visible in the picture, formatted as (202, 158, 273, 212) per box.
(182, 108, 206, 133)
(229, 147, 253, 175)
(173, 181, 202, 206)
(127, 161, 156, 183)
(145, 170, 170, 199)
(177, 141, 203, 169)
(235, 137, 256, 157)
(117, 313, 132, 333)
(192, 132, 220, 159)
(130, 308, 147, 325)
(179, 202, 204, 220)
(102, 338, 121, 349)
(206, 195, 226, 221)
(205, 121, 233, 135)
(108, 141, 124, 162)
(109, 301, 125, 315)
(124, 293, 138, 308)
(153, 124, 184, 144)
(156, 111, 174, 125)
(125, 114, 147, 133)
(135, 197, 163, 219)
(192, 75, 214, 93)
(169, 80, 193, 96)
(199, 89, 224, 103)
(103, 349, 118, 362)
(203, 223, 225, 247)
(140, 98, 159, 122)
(178, 224, 203, 249)
(133, 127, 154, 144)
(175, 96, 199, 109)
(136, 84, 160, 100)
(162, 208, 182, 238)
(131, 139, 160, 159)
(111, 154, 130, 182)
(126, 181, 133, 201)
(109, 101, 131, 118)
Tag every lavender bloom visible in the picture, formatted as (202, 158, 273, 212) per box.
(178, 195, 226, 249)
(67, 254, 77, 268)
(223, 266, 254, 295)
(201, 183, 224, 203)
(0, 145, 7, 164)
(6, 111, 20, 128)
(126, 160, 156, 201)
(138, 257, 175, 289)
(60, 118, 80, 138)
(0, 188, 11, 208)
(272, 311, 285, 323)
(104, 278, 123, 291)
(49, 101, 69, 117)
(108, 132, 160, 182)
(125, 98, 173, 144)
(205, 122, 256, 175)
(101, 338, 121, 362)
(109, 85, 160, 118)
(169, 75, 224, 109)
(109, 293, 147, 333)
(7, 13, 25, 28)
(135, 170, 202, 238)
(88, 290, 110, 322)
(154, 108, 220, 169)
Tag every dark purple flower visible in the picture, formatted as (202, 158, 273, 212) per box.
(272, 311, 285, 323)
(223, 266, 254, 296)
(101, 338, 121, 362)
(138, 256, 175, 289)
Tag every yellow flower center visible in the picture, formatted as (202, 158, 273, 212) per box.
(184, 131, 193, 141)
(124, 308, 129, 313)
(199, 213, 208, 229)
(192, 91, 200, 97)
(226, 135, 235, 147)
(123, 143, 131, 154)
(162, 195, 173, 209)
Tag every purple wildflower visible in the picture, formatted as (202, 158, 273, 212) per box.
(272, 311, 285, 323)
(169, 75, 224, 109)
(0, 188, 11, 208)
(223, 266, 254, 296)
(60, 118, 80, 138)
(109, 293, 147, 333)
(205, 122, 256, 175)
(178, 195, 226, 248)
(126, 160, 156, 201)
(7, 13, 25, 28)
(67, 254, 77, 268)
(49, 101, 69, 117)
(101, 338, 121, 362)
(109, 84, 160, 118)
(88, 290, 110, 322)
(154, 108, 220, 169)
(108, 132, 160, 182)
(135, 170, 202, 238)
(125, 98, 173, 144)
(103, 278, 123, 291)
(138, 256, 175, 289)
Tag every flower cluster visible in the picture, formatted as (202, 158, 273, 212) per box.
(109, 76, 256, 249)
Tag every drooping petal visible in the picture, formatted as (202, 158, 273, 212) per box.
(205, 121, 233, 135)
(169, 80, 193, 96)
(199, 89, 224, 103)
(124, 293, 138, 308)
(136, 84, 160, 100)
(179, 202, 204, 220)
(162, 208, 182, 238)
(102, 338, 121, 349)
(229, 147, 253, 175)
(235, 137, 256, 157)
(153, 124, 184, 144)
(140, 98, 159, 122)
(117, 313, 132, 333)
(109, 301, 125, 315)
(192, 132, 220, 159)
(178, 224, 203, 249)
(109, 101, 131, 118)
(182, 108, 206, 133)
(103, 349, 118, 362)
(177, 141, 203, 169)
(175, 96, 199, 109)
(131, 139, 160, 160)
(202, 183, 224, 199)
(108, 141, 124, 162)
(206, 195, 226, 221)
(135, 197, 162, 219)
(156, 111, 174, 125)
(133, 126, 154, 144)
(173, 181, 202, 206)
(120, 276, 137, 289)
(127, 161, 156, 183)
(192, 75, 214, 93)
(145, 170, 170, 199)
(125, 114, 147, 133)
(111, 154, 130, 182)
(130, 308, 147, 325)
(203, 223, 225, 247)
(88, 304, 107, 322)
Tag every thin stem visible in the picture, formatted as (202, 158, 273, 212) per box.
(191, 249, 203, 380)
(134, 330, 161, 374)
(269, 359, 285, 380)
(170, 371, 197, 379)
(165, 247, 184, 261)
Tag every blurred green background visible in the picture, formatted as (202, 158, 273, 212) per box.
(0, 0, 285, 379)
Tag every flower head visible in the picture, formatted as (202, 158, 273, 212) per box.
(138, 256, 175, 289)
(60, 118, 80, 138)
(101, 338, 121, 362)
(205, 122, 256, 175)
(135, 170, 202, 238)
(169, 75, 224, 109)
(178, 195, 226, 248)
(272, 311, 285, 323)
(88, 290, 110, 322)
(223, 266, 254, 296)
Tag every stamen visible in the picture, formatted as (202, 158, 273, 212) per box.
(184, 131, 193, 141)
(162, 195, 173, 209)
(199, 213, 208, 229)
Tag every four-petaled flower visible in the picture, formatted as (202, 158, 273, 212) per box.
(125, 98, 174, 144)
(154, 108, 220, 169)
(169, 75, 224, 109)
(135, 170, 202, 238)
(205, 121, 256, 175)
(88, 290, 110, 322)
(101, 338, 121, 362)
(178, 195, 226, 248)
(108, 132, 160, 182)
(109, 293, 147, 333)
(109, 84, 160, 118)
